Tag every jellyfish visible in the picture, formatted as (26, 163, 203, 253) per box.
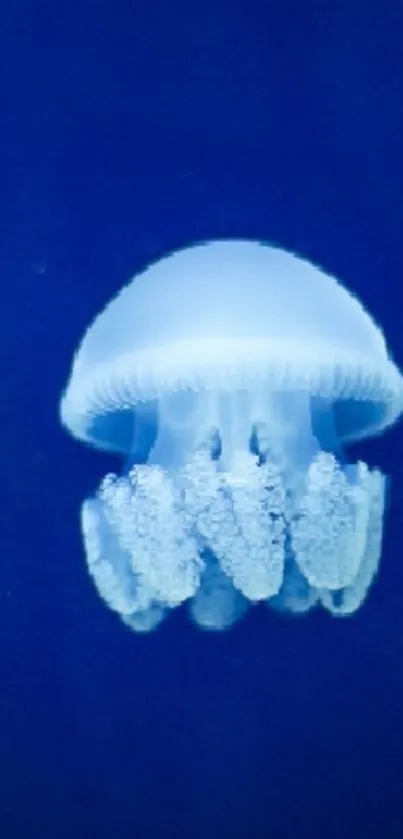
(60, 240, 403, 631)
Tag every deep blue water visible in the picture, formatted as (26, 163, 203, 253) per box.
(1, 1, 403, 837)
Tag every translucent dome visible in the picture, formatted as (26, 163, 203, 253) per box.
(61, 240, 403, 452)
(60, 240, 403, 631)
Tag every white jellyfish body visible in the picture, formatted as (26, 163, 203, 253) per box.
(60, 241, 403, 631)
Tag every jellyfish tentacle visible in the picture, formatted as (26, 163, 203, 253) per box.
(290, 452, 371, 590)
(221, 452, 285, 600)
(81, 495, 166, 631)
(319, 469, 386, 615)
(188, 555, 249, 630)
(99, 466, 203, 607)
(181, 448, 285, 600)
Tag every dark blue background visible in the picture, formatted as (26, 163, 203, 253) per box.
(1, 1, 402, 837)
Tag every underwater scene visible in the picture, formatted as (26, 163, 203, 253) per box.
(1, 2, 402, 838)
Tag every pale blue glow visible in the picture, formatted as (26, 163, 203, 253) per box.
(60, 240, 403, 631)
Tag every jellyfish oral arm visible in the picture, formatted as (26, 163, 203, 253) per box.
(82, 389, 386, 631)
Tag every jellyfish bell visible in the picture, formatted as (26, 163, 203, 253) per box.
(60, 240, 403, 631)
